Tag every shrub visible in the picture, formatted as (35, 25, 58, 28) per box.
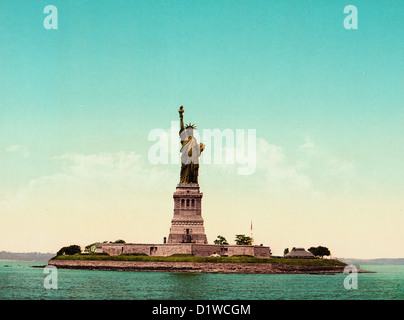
(56, 245, 81, 256)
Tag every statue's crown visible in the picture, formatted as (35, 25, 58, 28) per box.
(185, 123, 197, 129)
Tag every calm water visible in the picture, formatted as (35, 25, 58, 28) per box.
(0, 261, 403, 300)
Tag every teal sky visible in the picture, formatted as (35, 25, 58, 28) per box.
(1, 1, 403, 258)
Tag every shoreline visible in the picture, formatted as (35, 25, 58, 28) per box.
(47, 259, 372, 274)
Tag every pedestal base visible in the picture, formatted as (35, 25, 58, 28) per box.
(168, 184, 208, 244)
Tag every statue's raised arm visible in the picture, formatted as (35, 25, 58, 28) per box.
(178, 106, 185, 133)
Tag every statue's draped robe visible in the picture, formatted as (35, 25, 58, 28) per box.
(179, 132, 203, 184)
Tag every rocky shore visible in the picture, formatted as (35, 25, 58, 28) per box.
(48, 259, 366, 274)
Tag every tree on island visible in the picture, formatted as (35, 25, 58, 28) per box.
(214, 235, 229, 245)
(235, 234, 253, 245)
(57, 245, 81, 256)
(284, 248, 289, 255)
(308, 246, 331, 258)
(101, 240, 126, 244)
(84, 242, 98, 254)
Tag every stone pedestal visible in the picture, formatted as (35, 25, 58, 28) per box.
(167, 184, 208, 244)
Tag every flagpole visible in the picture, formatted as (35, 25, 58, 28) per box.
(251, 220, 253, 244)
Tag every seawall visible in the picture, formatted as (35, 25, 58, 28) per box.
(48, 259, 347, 274)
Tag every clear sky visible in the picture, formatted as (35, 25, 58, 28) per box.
(1, 0, 403, 258)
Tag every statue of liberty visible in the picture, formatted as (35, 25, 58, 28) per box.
(178, 106, 205, 184)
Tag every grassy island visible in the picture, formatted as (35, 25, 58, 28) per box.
(51, 253, 346, 267)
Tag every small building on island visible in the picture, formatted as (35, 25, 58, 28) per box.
(284, 247, 316, 259)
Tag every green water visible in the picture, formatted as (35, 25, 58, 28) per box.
(0, 261, 403, 300)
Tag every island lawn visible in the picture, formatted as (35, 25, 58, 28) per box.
(51, 254, 346, 267)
